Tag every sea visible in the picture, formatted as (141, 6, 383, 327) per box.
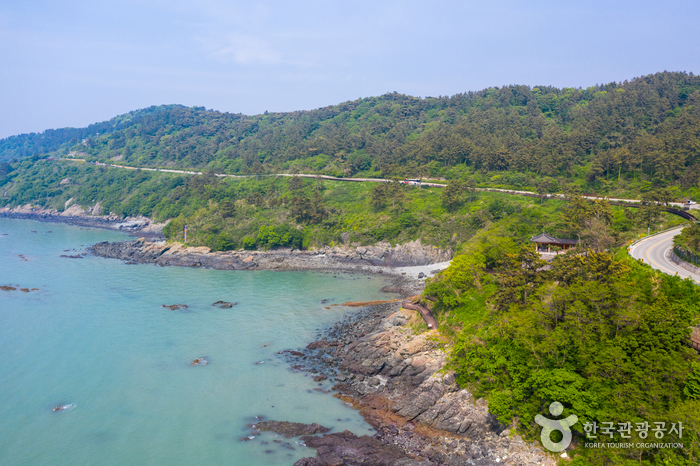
(0, 218, 397, 465)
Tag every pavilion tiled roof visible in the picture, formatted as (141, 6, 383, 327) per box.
(530, 233, 579, 245)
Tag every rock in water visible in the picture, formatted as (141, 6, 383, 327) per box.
(212, 300, 236, 308)
(52, 404, 76, 412)
(161, 304, 188, 311)
(251, 421, 330, 438)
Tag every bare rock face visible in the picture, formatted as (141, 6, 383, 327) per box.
(294, 430, 430, 466)
(295, 304, 556, 466)
(87, 239, 452, 272)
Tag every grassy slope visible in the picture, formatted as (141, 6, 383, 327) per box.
(0, 158, 686, 252)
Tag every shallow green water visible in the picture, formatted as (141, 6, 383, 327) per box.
(0, 219, 395, 465)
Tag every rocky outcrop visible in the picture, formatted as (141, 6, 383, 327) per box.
(295, 430, 430, 466)
(88, 238, 452, 272)
(252, 421, 331, 438)
(289, 303, 555, 466)
(0, 205, 166, 239)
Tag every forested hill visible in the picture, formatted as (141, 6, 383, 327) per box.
(2, 71, 700, 193)
(0, 105, 186, 162)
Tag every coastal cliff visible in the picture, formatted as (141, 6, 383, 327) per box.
(284, 303, 555, 465)
(88, 238, 453, 271)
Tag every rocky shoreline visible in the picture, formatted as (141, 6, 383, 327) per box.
(88, 238, 453, 274)
(0, 205, 166, 239)
(273, 298, 556, 465)
(4, 209, 549, 463)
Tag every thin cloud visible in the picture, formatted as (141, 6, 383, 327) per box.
(196, 31, 318, 67)
(201, 33, 281, 65)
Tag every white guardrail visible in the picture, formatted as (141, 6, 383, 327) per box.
(627, 224, 688, 252)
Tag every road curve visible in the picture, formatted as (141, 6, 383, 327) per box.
(629, 227, 700, 284)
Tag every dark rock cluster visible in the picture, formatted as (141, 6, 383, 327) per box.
(212, 300, 236, 308)
(161, 304, 188, 310)
(295, 430, 430, 466)
(251, 421, 331, 438)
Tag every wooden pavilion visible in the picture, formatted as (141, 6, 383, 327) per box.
(530, 233, 579, 253)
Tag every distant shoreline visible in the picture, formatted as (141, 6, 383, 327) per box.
(1, 210, 452, 281)
(0, 208, 165, 240)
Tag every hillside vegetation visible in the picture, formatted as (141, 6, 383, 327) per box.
(0, 105, 182, 162)
(1, 71, 699, 202)
(1, 71, 698, 251)
(424, 243, 700, 465)
(0, 156, 685, 252)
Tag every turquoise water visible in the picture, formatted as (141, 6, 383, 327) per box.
(0, 219, 395, 465)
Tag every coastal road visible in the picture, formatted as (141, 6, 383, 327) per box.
(629, 227, 700, 284)
(61, 158, 700, 212)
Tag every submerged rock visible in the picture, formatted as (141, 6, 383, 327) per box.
(251, 420, 330, 438)
(212, 300, 237, 308)
(161, 304, 188, 311)
(52, 404, 76, 412)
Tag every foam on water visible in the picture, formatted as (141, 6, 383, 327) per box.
(0, 218, 396, 465)
(52, 403, 77, 412)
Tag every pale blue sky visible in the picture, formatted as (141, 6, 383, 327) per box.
(1, 0, 699, 138)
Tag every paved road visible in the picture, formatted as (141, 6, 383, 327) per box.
(63, 158, 700, 212)
(629, 227, 700, 284)
(61, 158, 700, 211)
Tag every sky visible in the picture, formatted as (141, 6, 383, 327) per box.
(1, 0, 699, 139)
